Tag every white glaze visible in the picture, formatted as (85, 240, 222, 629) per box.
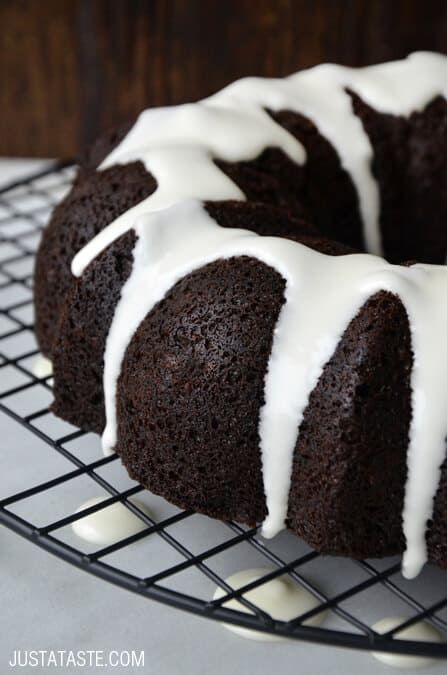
(213, 567, 324, 641)
(33, 354, 53, 380)
(72, 496, 151, 545)
(372, 616, 443, 669)
(70, 53, 447, 578)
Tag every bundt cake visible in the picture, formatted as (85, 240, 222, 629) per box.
(34, 52, 447, 579)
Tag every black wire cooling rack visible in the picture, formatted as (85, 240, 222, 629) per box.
(1, 162, 447, 659)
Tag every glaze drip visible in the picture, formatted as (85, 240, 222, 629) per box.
(71, 52, 447, 579)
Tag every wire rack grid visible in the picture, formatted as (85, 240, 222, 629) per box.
(0, 162, 447, 658)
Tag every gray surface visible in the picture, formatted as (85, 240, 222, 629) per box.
(1, 159, 446, 674)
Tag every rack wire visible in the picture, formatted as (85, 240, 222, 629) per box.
(1, 162, 447, 658)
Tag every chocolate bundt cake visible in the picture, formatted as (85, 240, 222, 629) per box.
(34, 52, 447, 579)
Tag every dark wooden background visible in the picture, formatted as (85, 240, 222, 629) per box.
(2, 0, 447, 158)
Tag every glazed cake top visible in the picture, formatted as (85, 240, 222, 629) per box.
(72, 52, 447, 578)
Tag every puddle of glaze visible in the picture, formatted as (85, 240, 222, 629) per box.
(371, 616, 444, 669)
(72, 496, 151, 546)
(213, 567, 325, 641)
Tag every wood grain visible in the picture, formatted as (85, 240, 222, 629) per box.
(1, 0, 447, 157)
